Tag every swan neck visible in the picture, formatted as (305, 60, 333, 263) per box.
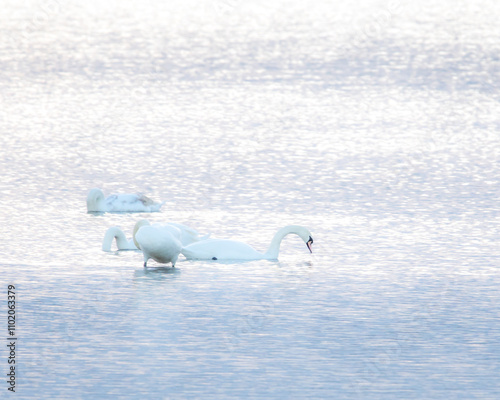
(102, 228, 128, 251)
(114, 230, 129, 249)
(133, 219, 150, 249)
(265, 226, 294, 259)
(87, 189, 105, 211)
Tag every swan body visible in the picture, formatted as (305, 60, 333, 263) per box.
(87, 188, 164, 213)
(102, 226, 138, 251)
(134, 225, 182, 267)
(181, 225, 313, 261)
(132, 219, 209, 267)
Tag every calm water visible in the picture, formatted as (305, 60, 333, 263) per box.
(1, 0, 500, 398)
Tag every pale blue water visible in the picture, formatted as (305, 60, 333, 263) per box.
(1, 0, 500, 398)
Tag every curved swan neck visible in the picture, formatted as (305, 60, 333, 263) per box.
(264, 226, 298, 259)
(102, 227, 128, 251)
(87, 188, 105, 212)
(133, 219, 150, 249)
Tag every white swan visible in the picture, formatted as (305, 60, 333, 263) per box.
(134, 224, 182, 267)
(181, 225, 313, 261)
(102, 226, 138, 251)
(87, 188, 164, 213)
(132, 219, 210, 267)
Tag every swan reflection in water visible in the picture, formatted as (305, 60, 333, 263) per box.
(134, 266, 181, 279)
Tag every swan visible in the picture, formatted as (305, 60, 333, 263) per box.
(132, 219, 210, 267)
(102, 226, 138, 251)
(180, 225, 313, 261)
(87, 188, 164, 213)
(134, 225, 182, 267)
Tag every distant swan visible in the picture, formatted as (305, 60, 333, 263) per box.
(87, 188, 164, 213)
(102, 226, 138, 251)
(134, 224, 182, 267)
(181, 225, 313, 261)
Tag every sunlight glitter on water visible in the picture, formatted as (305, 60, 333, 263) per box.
(1, 0, 500, 398)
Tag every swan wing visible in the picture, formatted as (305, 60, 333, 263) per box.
(137, 194, 156, 206)
(152, 223, 182, 241)
(137, 194, 164, 211)
(167, 222, 200, 236)
(167, 222, 210, 245)
(105, 194, 163, 212)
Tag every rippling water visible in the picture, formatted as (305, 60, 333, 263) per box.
(1, 0, 499, 398)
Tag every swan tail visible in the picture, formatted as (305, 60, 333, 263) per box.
(153, 200, 165, 210)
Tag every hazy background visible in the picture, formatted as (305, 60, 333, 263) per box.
(1, 0, 499, 398)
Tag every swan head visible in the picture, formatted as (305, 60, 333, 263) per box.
(286, 225, 314, 253)
(273, 225, 314, 255)
(86, 188, 105, 212)
(132, 219, 151, 249)
(295, 228, 313, 253)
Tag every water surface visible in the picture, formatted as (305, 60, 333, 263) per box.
(1, 0, 499, 398)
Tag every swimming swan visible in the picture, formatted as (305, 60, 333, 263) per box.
(181, 225, 313, 261)
(102, 226, 138, 251)
(87, 188, 164, 213)
(134, 224, 182, 267)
